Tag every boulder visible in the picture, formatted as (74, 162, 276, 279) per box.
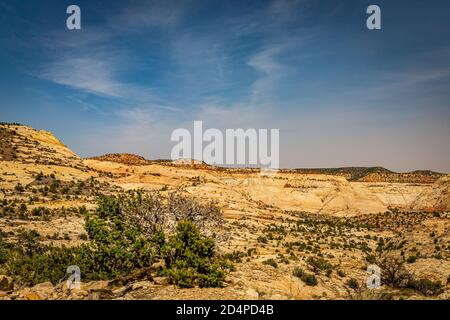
(83, 280, 110, 292)
(30, 282, 54, 300)
(24, 293, 42, 300)
(153, 277, 170, 286)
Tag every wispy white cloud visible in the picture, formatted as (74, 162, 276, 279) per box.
(247, 45, 285, 104)
(38, 53, 160, 106)
(40, 57, 123, 97)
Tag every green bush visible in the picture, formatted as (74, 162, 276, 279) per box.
(163, 221, 227, 288)
(0, 236, 9, 265)
(406, 255, 417, 264)
(365, 255, 377, 264)
(410, 279, 443, 296)
(306, 256, 332, 273)
(301, 273, 318, 286)
(35, 172, 44, 181)
(292, 266, 317, 286)
(19, 204, 27, 214)
(83, 195, 162, 279)
(292, 266, 304, 278)
(257, 236, 268, 244)
(17, 229, 41, 256)
(6, 245, 81, 286)
(15, 183, 24, 193)
(337, 270, 346, 277)
(346, 278, 359, 289)
(262, 258, 278, 268)
(0, 229, 81, 285)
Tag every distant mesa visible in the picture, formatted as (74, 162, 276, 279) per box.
(172, 158, 204, 166)
(86, 153, 151, 166)
(286, 166, 443, 184)
(86, 154, 208, 167)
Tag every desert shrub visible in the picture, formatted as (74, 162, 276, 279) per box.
(278, 254, 289, 264)
(78, 233, 88, 241)
(116, 190, 223, 238)
(19, 203, 27, 214)
(17, 229, 41, 256)
(32, 207, 50, 219)
(35, 172, 44, 181)
(346, 278, 359, 289)
(5, 245, 82, 286)
(365, 254, 377, 264)
(262, 258, 278, 268)
(222, 251, 245, 263)
(257, 236, 268, 244)
(306, 256, 332, 273)
(410, 279, 443, 296)
(337, 270, 346, 277)
(83, 195, 162, 279)
(15, 183, 24, 193)
(163, 221, 227, 288)
(379, 256, 413, 288)
(292, 266, 317, 286)
(1, 228, 84, 285)
(50, 180, 59, 193)
(0, 236, 9, 265)
(292, 266, 304, 278)
(78, 206, 88, 215)
(406, 255, 417, 264)
(301, 273, 318, 286)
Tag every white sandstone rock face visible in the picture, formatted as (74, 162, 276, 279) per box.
(238, 174, 432, 216)
(411, 175, 450, 212)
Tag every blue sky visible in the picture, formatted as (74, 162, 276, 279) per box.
(0, 0, 449, 171)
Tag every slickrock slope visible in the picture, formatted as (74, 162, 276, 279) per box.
(287, 167, 443, 183)
(240, 174, 387, 216)
(411, 175, 450, 212)
(0, 124, 94, 189)
(0, 123, 85, 169)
